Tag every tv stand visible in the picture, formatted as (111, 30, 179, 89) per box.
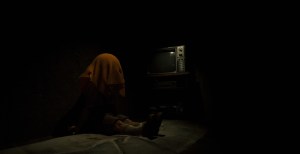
(145, 72, 192, 118)
(147, 72, 190, 77)
(146, 72, 190, 90)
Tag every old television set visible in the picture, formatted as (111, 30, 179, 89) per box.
(147, 45, 186, 75)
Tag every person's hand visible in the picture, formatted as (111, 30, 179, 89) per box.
(67, 125, 79, 135)
(113, 120, 127, 133)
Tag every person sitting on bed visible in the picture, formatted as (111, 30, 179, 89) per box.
(53, 53, 162, 139)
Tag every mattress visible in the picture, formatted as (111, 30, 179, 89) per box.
(0, 120, 206, 154)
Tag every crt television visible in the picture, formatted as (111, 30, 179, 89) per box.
(147, 45, 186, 75)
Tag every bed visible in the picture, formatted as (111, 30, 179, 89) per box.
(0, 119, 207, 154)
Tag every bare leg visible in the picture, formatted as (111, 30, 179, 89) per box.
(113, 120, 143, 136)
(102, 114, 144, 136)
(116, 114, 145, 127)
(123, 118, 144, 127)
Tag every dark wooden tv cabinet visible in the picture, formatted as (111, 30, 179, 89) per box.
(144, 72, 193, 118)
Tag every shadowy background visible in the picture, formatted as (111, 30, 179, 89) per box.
(0, 9, 272, 153)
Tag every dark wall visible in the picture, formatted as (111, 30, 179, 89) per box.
(0, 41, 104, 148)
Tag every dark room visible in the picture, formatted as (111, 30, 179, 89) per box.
(0, 19, 245, 154)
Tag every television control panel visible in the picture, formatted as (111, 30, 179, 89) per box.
(176, 45, 185, 72)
